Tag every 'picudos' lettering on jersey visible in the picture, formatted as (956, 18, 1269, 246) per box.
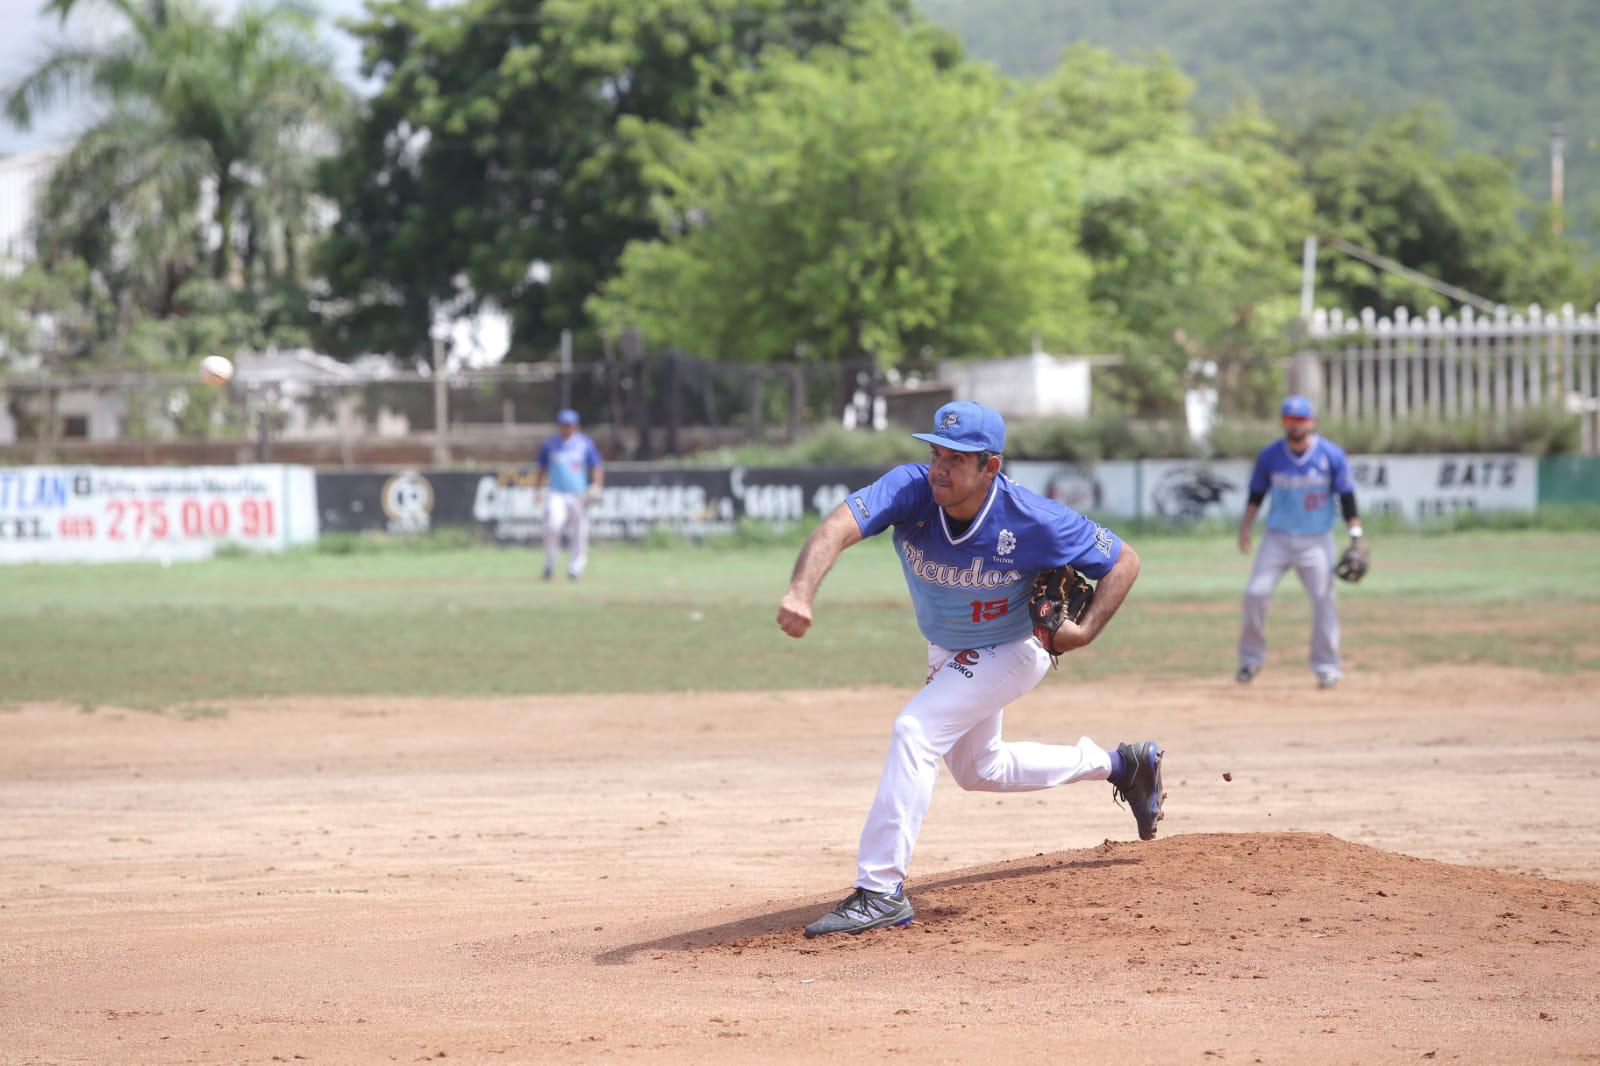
(848, 463, 1122, 649)
(900, 544, 1019, 590)
(538, 432, 604, 494)
(1249, 437, 1354, 536)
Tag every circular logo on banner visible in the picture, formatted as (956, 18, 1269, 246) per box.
(381, 472, 435, 533)
(1045, 464, 1103, 512)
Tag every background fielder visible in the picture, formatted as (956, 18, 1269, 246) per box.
(1236, 395, 1363, 688)
(534, 408, 604, 581)
(777, 401, 1164, 939)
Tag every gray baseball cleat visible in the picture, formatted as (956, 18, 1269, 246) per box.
(1235, 664, 1258, 684)
(1112, 741, 1166, 841)
(1317, 672, 1340, 689)
(803, 885, 914, 938)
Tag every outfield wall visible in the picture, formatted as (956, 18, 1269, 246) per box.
(3, 454, 1592, 563)
(314, 453, 1554, 545)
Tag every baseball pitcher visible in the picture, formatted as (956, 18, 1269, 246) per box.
(534, 408, 604, 581)
(776, 401, 1164, 938)
(1235, 395, 1365, 688)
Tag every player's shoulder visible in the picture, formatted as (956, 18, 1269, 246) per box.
(864, 462, 932, 505)
(1255, 440, 1284, 463)
(998, 473, 1078, 527)
(880, 461, 931, 485)
(1316, 437, 1349, 461)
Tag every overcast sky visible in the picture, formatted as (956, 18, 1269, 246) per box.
(0, 0, 371, 156)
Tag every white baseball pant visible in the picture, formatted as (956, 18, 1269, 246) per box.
(1237, 528, 1341, 679)
(854, 635, 1115, 894)
(543, 491, 590, 578)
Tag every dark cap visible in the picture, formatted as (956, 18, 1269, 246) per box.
(911, 401, 1006, 453)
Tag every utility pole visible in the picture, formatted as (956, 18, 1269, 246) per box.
(1299, 234, 1319, 319)
(559, 328, 573, 410)
(1550, 123, 1567, 235)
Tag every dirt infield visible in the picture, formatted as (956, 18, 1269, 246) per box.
(4, 665, 1599, 1064)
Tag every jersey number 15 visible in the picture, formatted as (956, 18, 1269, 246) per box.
(969, 598, 1009, 623)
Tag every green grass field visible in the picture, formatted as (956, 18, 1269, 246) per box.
(3, 529, 1598, 709)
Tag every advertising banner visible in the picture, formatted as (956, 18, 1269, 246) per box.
(1009, 454, 1537, 524)
(315, 465, 892, 543)
(0, 465, 318, 564)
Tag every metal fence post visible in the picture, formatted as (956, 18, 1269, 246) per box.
(432, 337, 450, 466)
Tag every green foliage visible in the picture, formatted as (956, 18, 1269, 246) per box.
(592, 17, 1093, 365)
(690, 416, 1199, 465)
(690, 424, 929, 468)
(1, 0, 348, 369)
(0, 259, 109, 369)
(1020, 49, 1312, 412)
(1283, 109, 1597, 315)
(917, 0, 1600, 248)
(321, 0, 916, 359)
(1003, 414, 1197, 462)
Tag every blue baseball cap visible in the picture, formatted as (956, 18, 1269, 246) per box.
(556, 408, 580, 425)
(912, 401, 1006, 453)
(1281, 395, 1314, 419)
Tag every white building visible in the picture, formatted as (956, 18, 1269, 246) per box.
(937, 350, 1095, 419)
(0, 147, 65, 274)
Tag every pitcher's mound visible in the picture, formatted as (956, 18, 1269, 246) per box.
(650, 834, 1599, 992)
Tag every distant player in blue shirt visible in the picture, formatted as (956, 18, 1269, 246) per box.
(776, 401, 1163, 938)
(535, 408, 604, 581)
(1235, 395, 1363, 688)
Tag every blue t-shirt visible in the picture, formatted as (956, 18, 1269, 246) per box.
(1248, 437, 1353, 535)
(538, 432, 603, 494)
(848, 464, 1123, 649)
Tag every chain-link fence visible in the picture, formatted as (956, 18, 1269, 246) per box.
(0, 351, 957, 466)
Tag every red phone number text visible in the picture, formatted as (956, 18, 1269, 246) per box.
(56, 497, 278, 541)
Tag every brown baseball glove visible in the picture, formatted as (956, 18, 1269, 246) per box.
(1029, 566, 1095, 667)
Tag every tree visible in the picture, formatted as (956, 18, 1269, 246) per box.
(1286, 108, 1596, 315)
(918, 0, 1600, 249)
(589, 18, 1092, 367)
(3, 0, 348, 361)
(318, 0, 918, 360)
(1022, 47, 1313, 412)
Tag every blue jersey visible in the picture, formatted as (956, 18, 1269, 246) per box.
(1248, 437, 1353, 535)
(538, 433, 603, 494)
(849, 464, 1123, 649)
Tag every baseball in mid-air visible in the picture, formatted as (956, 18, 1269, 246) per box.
(199, 355, 234, 386)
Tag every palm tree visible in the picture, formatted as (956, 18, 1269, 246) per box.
(4, 0, 350, 300)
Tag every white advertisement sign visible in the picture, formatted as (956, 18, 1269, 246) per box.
(0, 465, 318, 564)
(1008, 454, 1536, 524)
(1345, 454, 1537, 521)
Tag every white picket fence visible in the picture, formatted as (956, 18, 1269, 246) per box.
(1304, 303, 1600, 453)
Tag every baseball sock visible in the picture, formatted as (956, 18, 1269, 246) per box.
(1107, 747, 1126, 785)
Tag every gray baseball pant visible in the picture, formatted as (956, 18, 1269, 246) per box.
(1237, 529, 1342, 679)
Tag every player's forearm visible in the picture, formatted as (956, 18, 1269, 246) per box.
(1239, 502, 1260, 535)
(1340, 491, 1361, 537)
(1076, 542, 1140, 644)
(786, 506, 858, 601)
